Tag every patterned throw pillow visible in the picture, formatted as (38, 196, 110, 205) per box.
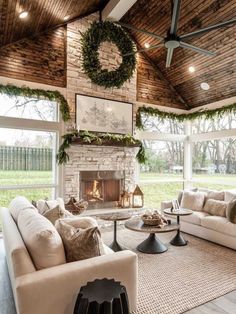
(55, 220, 102, 262)
(43, 205, 72, 225)
(203, 199, 227, 217)
(226, 199, 236, 223)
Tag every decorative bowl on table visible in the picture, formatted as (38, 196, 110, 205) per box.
(141, 210, 167, 226)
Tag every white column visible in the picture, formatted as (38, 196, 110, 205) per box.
(184, 120, 192, 189)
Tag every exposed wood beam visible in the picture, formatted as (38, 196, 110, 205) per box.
(102, 0, 137, 21)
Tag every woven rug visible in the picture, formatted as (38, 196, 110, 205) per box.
(101, 228, 236, 314)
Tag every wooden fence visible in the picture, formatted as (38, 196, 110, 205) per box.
(0, 146, 52, 171)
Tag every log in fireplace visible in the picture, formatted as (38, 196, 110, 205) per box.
(80, 171, 125, 209)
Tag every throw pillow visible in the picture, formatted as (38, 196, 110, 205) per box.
(43, 205, 72, 225)
(9, 196, 37, 222)
(36, 198, 68, 215)
(203, 199, 227, 217)
(224, 190, 236, 202)
(18, 208, 66, 270)
(180, 191, 206, 211)
(207, 190, 224, 201)
(55, 220, 102, 262)
(226, 199, 236, 223)
(177, 188, 198, 205)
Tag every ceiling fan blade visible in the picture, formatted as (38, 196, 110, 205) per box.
(115, 22, 164, 41)
(180, 18, 236, 40)
(180, 42, 216, 56)
(123, 43, 164, 57)
(166, 47, 174, 67)
(170, 0, 182, 34)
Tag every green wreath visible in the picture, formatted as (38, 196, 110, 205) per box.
(81, 21, 136, 88)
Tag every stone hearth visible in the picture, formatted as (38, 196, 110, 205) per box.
(64, 145, 139, 208)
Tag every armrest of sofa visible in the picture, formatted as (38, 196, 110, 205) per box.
(15, 250, 137, 314)
(161, 200, 172, 211)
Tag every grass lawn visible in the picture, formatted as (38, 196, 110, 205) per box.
(0, 171, 53, 230)
(0, 171, 235, 230)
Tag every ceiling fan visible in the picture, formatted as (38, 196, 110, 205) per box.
(116, 0, 236, 67)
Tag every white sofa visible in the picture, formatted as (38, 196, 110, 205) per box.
(161, 189, 236, 250)
(0, 197, 137, 314)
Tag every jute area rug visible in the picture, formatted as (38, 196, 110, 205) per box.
(101, 228, 236, 314)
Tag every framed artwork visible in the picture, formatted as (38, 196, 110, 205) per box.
(76, 94, 133, 135)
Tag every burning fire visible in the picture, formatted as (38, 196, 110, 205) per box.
(88, 180, 103, 201)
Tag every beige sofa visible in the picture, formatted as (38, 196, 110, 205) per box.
(0, 197, 137, 314)
(161, 188, 236, 250)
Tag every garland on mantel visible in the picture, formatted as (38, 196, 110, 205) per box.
(56, 130, 146, 165)
(136, 103, 236, 129)
(0, 84, 70, 122)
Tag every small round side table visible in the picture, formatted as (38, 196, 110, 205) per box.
(163, 208, 193, 246)
(99, 212, 132, 252)
(73, 278, 129, 314)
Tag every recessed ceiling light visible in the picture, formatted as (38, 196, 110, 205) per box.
(201, 82, 210, 90)
(19, 11, 28, 19)
(144, 43, 150, 49)
(188, 66, 195, 73)
(63, 15, 70, 21)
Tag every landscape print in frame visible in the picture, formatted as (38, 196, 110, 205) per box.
(76, 94, 133, 135)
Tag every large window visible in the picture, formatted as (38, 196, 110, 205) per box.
(0, 92, 61, 229)
(139, 109, 236, 209)
(140, 140, 184, 208)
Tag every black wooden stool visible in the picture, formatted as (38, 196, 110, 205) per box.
(73, 278, 129, 314)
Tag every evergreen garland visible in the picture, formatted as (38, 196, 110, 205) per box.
(57, 130, 146, 165)
(0, 84, 70, 121)
(136, 103, 236, 129)
(81, 21, 136, 88)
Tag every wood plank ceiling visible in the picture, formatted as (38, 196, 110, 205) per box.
(122, 0, 236, 109)
(0, 0, 109, 46)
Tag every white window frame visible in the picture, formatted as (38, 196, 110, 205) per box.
(0, 106, 63, 199)
(138, 119, 236, 191)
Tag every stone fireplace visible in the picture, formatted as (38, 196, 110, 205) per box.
(64, 144, 139, 209)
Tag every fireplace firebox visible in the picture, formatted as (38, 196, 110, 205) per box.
(80, 171, 125, 209)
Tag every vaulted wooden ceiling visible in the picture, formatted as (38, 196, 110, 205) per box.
(122, 0, 236, 109)
(0, 0, 236, 110)
(0, 0, 109, 46)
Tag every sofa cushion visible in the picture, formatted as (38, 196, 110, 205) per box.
(201, 216, 236, 237)
(181, 211, 209, 225)
(18, 208, 66, 270)
(224, 190, 236, 202)
(207, 190, 224, 201)
(9, 196, 37, 222)
(226, 199, 236, 223)
(180, 191, 206, 211)
(203, 199, 227, 217)
(55, 220, 103, 262)
(36, 198, 69, 215)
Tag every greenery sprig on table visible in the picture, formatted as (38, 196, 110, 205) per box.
(136, 103, 236, 129)
(0, 84, 70, 122)
(56, 130, 146, 165)
(81, 21, 136, 88)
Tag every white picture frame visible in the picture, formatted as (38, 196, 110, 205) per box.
(76, 94, 133, 135)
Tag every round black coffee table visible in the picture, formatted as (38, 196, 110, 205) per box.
(163, 208, 193, 246)
(99, 212, 132, 252)
(74, 278, 129, 314)
(125, 217, 179, 254)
